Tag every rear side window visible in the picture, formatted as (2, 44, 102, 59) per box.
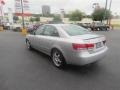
(62, 24, 90, 36)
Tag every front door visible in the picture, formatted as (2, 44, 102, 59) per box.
(38, 25, 60, 55)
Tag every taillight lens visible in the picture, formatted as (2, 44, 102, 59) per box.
(72, 43, 94, 50)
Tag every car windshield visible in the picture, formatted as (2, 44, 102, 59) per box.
(62, 24, 90, 36)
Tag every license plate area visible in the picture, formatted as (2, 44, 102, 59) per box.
(96, 42, 102, 49)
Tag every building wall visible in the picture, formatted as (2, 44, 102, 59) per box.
(40, 17, 53, 23)
(111, 19, 120, 25)
(42, 5, 51, 16)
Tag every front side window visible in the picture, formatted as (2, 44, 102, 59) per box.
(43, 25, 59, 37)
(35, 25, 45, 35)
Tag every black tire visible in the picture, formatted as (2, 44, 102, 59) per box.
(51, 49, 66, 68)
(106, 27, 109, 31)
(26, 40, 32, 50)
(97, 28, 99, 31)
(90, 61, 99, 66)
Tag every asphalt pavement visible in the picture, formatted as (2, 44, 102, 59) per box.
(0, 30, 120, 90)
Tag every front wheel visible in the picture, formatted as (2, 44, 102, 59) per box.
(51, 49, 66, 68)
(26, 40, 32, 50)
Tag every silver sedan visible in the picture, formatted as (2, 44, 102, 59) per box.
(26, 24, 108, 68)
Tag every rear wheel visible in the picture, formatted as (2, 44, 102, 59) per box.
(51, 49, 66, 68)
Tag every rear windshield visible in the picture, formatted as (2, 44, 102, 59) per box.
(62, 24, 90, 36)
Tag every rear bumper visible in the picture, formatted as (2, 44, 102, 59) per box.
(67, 47, 108, 65)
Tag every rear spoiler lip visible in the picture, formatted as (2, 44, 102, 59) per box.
(84, 35, 105, 40)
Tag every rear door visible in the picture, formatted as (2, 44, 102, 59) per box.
(38, 25, 60, 55)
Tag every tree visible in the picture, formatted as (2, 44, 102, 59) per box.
(35, 17, 40, 22)
(53, 15, 62, 22)
(69, 10, 84, 21)
(49, 14, 55, 17)
(85, 15, 92, 18)
(92, 8, 111, 22)
(64, 14, 70, 18)
(30, 17, 35, 22)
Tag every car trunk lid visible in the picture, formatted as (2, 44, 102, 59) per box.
(71, 34, 106, 53)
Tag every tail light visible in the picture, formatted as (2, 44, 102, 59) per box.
(72, 43, 94, 50)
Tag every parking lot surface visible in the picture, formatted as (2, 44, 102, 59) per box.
(0, 30, 120, 90)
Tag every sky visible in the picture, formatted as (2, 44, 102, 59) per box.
(4, 0, 120, 15)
